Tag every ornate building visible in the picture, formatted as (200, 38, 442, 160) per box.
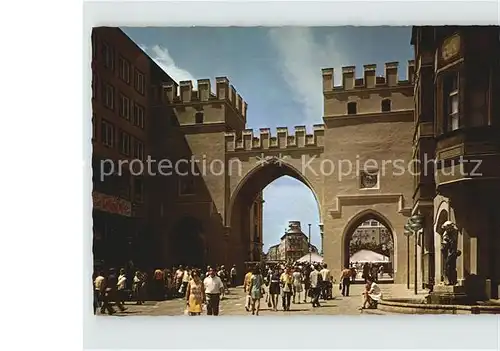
(265, 221, 318, 262)
(411, 26, 500, 299)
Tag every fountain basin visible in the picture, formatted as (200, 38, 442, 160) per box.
(378, 297, 500, 314)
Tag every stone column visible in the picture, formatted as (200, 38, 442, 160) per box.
(318, 223, 324, 255)
(223, 226, 231, 266)
(421, 205, 435, 289)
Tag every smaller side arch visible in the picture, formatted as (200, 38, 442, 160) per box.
(434, 203, 450, 284)
(340, 209, 397, 270)
(434, 200, 450, 233)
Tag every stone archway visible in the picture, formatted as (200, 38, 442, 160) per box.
(171, 216, 205, 268)
(341, 209, 396, 281)
(434, 203, 450, 284)
(227, 160, 322, 268)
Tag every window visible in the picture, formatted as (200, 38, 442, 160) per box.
(118, 171, 131, 200)
(132, 138, 144, 160)
(119, 130, 130, 155)
(100, 120, 115, 148)
(347, 101, 357, 115)
(133, 177, 143, 202)
(381, 99, 391, 112)
(133, 103, 145, 128)
(179, 177, 195, 195)
(92, 115, 97, 140)
(134, 69, 145, 94)
(103, 83, 115, 110)
(102, 42, 114, 70)
(195, 111, 204, 124)
(443, 73, 459, 131)
(118, 57, 130, 83)
(119, 94, 130, 119)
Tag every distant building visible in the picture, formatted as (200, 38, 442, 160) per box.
(351, 220, 393, 249)
(266, 221, 318, 262)
(266, 244, 280, 261)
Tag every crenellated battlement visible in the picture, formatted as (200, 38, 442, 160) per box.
(322, 60, 415, 92)
(162, 77, 247, 120)
(225, 125, 325, 152)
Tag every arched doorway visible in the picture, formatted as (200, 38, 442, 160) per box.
(342, 210, 395, 283)
(434, 205, 450, 284)
(171, 216, 205, 268)
(228, 160, 322, 268)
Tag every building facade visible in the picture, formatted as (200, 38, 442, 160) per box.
(411, 26, 500, 299)
(249, 192, 264, 261)
(91, 27, 153, 268)
(91, 27, 500, 296)
(265, 221, 318, 262)
(91, 27, 416, 280)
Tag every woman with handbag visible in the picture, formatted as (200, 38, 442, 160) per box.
(185, 269, 205, 316)
(248, 266, 265, 315)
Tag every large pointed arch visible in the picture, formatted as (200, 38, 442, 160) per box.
(227, 160, 322, 226)
(227, 159, 322, 265)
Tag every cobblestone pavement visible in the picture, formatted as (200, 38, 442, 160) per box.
(101, 284, 400, 317)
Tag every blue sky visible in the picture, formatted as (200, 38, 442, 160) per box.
(122, 26, 413, 252)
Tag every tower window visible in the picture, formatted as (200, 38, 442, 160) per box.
(381, 99, 391, 112)
(195, 111, 204, 124)
(347, 102, 357, 115)
(443, 73, 459, 132)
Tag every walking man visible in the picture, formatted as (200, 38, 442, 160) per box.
(203, 267, 224, 316)
(340, 266, 352, 297)
(230, 265, 238, 287)
(319, 264, 332, 300)
(309, 264, 322, 307)
(106, 268, 126, 313)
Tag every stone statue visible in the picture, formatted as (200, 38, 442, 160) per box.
(440, 221, 461, 285)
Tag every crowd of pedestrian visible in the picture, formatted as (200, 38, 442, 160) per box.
(93, 260, 384, 316)
(93, 263, 238, 315)
(241, 261, 335, 315)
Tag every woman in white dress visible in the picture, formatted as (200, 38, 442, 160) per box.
(360, 277, 382, 310)
(292, 267, 303, 304)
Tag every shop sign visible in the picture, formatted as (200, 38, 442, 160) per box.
(92, 191, 132, 217)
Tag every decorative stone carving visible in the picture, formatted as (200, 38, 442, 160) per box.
(440, 220, 461, 285)
(441, 34, 461, 62)
(360, 170, 379, 189)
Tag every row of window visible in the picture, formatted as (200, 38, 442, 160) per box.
(93, 166, 144, 202)
(93, 75, 145, 129)
(347, 99, 392, 115)
(98, 118, 145, 159)
(94, 38, 146, 95)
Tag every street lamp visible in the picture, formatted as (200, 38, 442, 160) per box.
(404, 214, 424, 295)
(308, 223, 312, 264)
(284, 227, 288, 263)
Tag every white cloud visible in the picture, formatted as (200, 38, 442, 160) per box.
(268, 27, 348, 125)
(141, 45, 198, 88)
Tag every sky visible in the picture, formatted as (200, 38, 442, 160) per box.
(122, 26, 413, 252)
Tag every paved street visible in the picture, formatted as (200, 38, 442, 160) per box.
(101, 284, 402, 317)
